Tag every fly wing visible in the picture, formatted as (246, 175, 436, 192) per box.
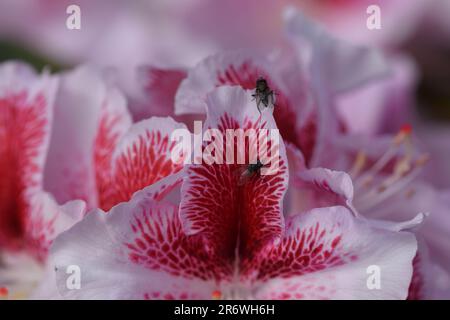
(268, 91, 276, 105)
(234, 165, 253, 186)
(255, 95, 265, 113)
(266, 92, 275, 114)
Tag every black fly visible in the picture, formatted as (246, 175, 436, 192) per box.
(237, 160, 265, 185)
(252, 77, 275, 114)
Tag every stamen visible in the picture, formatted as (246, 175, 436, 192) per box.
(394, 123, 413, 144)
(349, 151, 367, 178)
(355, 125, 413, 190)
(355, 154, 429, 212)
(400, 123, 412, 136)
(352, 125, 428, 212)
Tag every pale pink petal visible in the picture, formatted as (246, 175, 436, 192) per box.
(131, 66, 187, 121)
(336, 55, 418, 135)
(284, 7, 389, 95)
(25, 193, 86, 261)
(131, 170, 186, 205)
(366, 183, 450, 274)
(0, 61, 58, 253)
(283, 7, 390, 168)
(284, 143, 307, 217)
(299, 168, 354, 204)
(44, 66, 132, 208)
(284, 145, 356, 215)
(249, 206, 417, 299)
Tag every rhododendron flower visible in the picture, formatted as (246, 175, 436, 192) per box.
(277, 11, 450, 299)
(49, 87, 418, 300)
(2, 2, 448, 302)
(0, 62, 85, 297)
(43, 66, 187, 211)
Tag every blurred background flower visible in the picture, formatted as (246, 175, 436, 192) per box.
(1, 0, 448, 123)
(1, 0, 448, 119)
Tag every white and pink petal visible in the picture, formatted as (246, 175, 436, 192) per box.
(248, 206, 417, 299)
(44, 66, 131, 209)
(180, 86, 289, 263)
(0, 61, 58, 252)
(50, 185, 225, 299)
(101, 117, 188, 210)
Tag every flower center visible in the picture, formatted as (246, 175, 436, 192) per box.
(350, 125, 429, 212)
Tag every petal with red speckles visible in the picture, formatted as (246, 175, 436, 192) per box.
(175, 51, 269, 115)
(180, 86, 288, 263)
(93, 89, 133, 210)
(25, 193, 86, 261)
(174, 51, 312, 160)
(100, 117, 188, 211)
(0, 62, 58, 253)
(51, 188, 223, 299)
(44, 66, 185, 212)
(250, 206, 417, 299)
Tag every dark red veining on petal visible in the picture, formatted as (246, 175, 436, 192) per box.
(0, 91, 48, 251)
(407, 254, 424, 300)
(244, 219, 350, 281)
(182, 114, 242, 259)
(297, 115, 317, 165)
(216, 62, 309, 162)
(181, 112, 287, 264)
(124, 203, 231, 281)
(186, 163, 239, 259)
(238, 157, 288, 259)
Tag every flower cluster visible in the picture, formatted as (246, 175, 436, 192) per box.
(0, 8, 449, 300)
